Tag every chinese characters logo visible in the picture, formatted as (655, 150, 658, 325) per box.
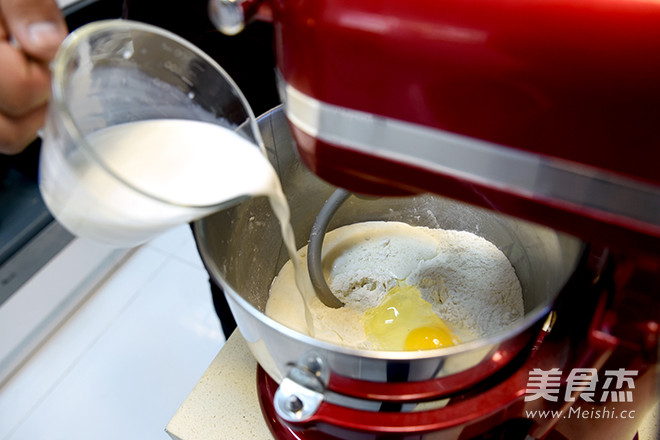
(525, 368, 637, 403)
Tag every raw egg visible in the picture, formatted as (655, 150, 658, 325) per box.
(363, 282, 460, 351)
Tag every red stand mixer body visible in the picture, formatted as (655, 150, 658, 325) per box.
(213, 0, 660, 438)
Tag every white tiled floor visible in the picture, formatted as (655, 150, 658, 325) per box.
(0, 225, 225, 440)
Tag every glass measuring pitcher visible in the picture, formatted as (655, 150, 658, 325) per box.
(39, 19, 267, 248)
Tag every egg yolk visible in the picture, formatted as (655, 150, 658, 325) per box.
(404, 326, 456, 350)
(363, 282, 460, 351)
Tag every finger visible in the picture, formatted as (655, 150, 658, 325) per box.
(0, 41, 51, 116)
(1, 0, 68, 62)
(0, 102, 47, 155)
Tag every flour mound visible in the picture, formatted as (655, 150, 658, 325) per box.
(265, 221, 524, 349)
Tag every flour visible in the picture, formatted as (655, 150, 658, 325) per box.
(406, 229, 524, 340)
(266, 221, 524, 349)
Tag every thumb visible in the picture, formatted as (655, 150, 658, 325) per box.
(2, 0, 68, 62)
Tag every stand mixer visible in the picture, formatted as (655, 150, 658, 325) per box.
(204, 1, 660, 438)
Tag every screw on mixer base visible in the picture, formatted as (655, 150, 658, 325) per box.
(285, 395, 304, 413)
(273, 354, 328, 422)
(273, 377, 324, 422)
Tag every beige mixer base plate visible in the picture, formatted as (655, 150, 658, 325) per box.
(166, 331, 659, 440)
(166, 331, 273, 440)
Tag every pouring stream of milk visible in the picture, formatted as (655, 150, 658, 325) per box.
(40, 118, 316, 332)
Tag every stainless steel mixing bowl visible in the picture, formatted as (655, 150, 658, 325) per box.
(193, 106, 584, 412)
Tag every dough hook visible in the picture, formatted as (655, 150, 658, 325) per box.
(307, 188, 351, 308)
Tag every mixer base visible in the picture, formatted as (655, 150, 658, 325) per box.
(256, 357, 653, 440)
(258, 366, 333, 440)
(256, 366, 573, 440)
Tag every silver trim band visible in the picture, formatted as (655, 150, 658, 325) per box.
(283, 84, 660, 230)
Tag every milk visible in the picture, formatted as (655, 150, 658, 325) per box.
(40, 119, 280, 247)
(40, 116, 316, 332)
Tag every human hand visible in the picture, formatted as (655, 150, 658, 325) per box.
(0, 0, 68, 155)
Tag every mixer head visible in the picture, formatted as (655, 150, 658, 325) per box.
(211, 0, 660, 252)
